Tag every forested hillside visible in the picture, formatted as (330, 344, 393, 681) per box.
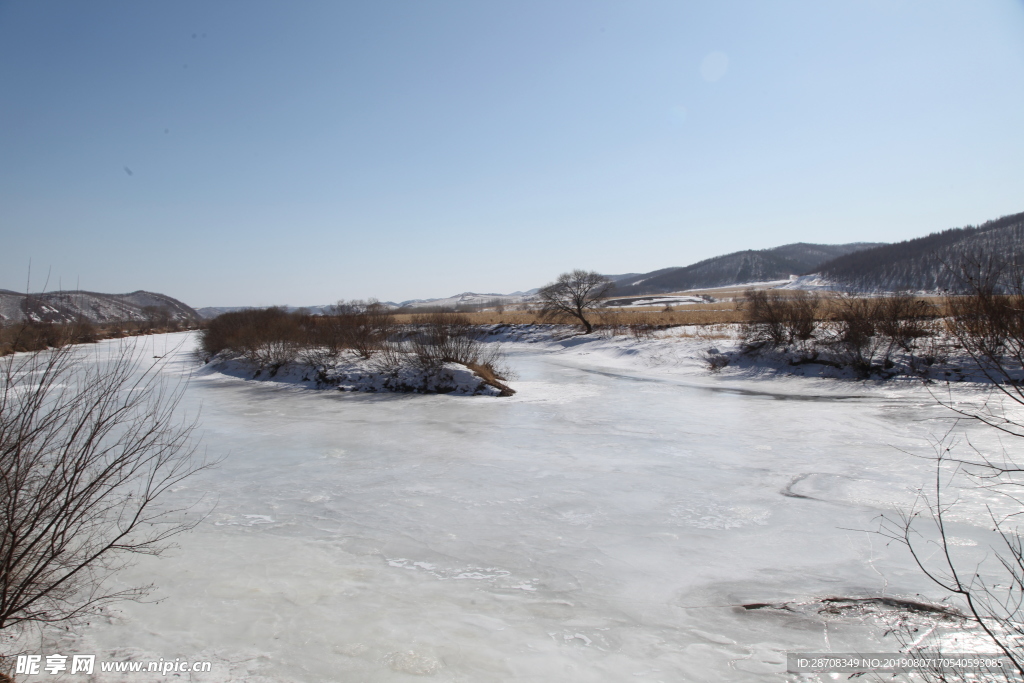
(611, 242, 881, 296)
(814, 210, 1024, 292)
(0, 289, 200, 325)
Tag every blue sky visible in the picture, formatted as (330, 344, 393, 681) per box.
(2, 1, 1023, 307)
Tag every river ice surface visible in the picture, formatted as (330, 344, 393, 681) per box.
(19, 332, 1015, 681)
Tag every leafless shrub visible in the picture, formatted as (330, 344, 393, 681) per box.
(695, 324, 731, 372)
(875, 292, 937, 352)
(595, 310, 626, 336)
(407, 312, 514, 390)
(9, 323, 67, 352)
(297, 313, 347, 369)
(241, 309, 301, 372)
(594, 311, 659, 339)
(0, 339, 211, 635)
(335, 300, 395, 359)
(370, 339, 411, 374)
(944, 256, 1024, 405)
(201, 301, 398, 369)
(199, 307, 301, 372)
(817, 294, 935, 376)
(409, 312, 476, 368)
(820, 295, 888, 375)
(702, 349, 730, 372)
(627, 313, 659, 340)
(198, 308, 252, 357)
(199, 304, 516, 393)
(141, 305, 173, 331)
(0, 319, 105, 356)
(786, 290, 821, 342)
(738, 289, 946, 376)
(629, 322, 656, 340)
(741, 289, 820, 349)
(741, 289, 780, 348)
(71, 318, 98, 344)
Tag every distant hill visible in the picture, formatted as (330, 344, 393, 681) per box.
(195, 290, 547, 318)
(193, 212, 1024, 316)
(611, 242, 883, 296)
(195, 306, 250, 319)
(813, 210, 1024, 292)
(0, 290, 200, 325)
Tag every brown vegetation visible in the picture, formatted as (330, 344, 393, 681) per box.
(738, 288, 946, 377)
(391, 303, 747, 326)
(200, 306, 514, 394)
(0, 317, 198, 357)
(942, 257, 1024, 426)
(733, 276, 1024, 380)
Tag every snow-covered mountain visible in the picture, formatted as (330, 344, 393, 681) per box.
(391, 290, 539, 310)
(194, 291, 543, 318)
(806, 210, 1024, 292)
(608, 242, 883, 297)
(0, 289, 200, 325)
(195, 211, 1024, 317)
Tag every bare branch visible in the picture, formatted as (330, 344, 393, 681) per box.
(0, 338, 212, 634)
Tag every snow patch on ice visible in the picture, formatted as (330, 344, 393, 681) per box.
(385, 557, 540, 590)
(213, 514, 277, 526)
(669, 503, 770, 530)
(383, 649, 443, 675)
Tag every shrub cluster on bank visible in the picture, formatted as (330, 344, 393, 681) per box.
(736, 290, 941, 377)
(0, 317, 194, 356)
(199, 304, 515, 396)
(726, 282, 1024, 382)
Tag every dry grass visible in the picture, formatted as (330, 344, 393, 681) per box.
(394, 294, 949, 329)
(0, 321, 198, 356)
(391, 311, 544, 325)
(392, 304, 747, 327)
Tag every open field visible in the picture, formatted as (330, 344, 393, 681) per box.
(392, 305, 747, 326)
(1, 293, 959, 359)
(393, 294, 950, 328)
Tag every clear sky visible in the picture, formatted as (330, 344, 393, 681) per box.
(2, 1, 1023, 307)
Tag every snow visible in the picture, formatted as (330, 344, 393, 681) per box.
(13, 330, 1020, 681)
(602, 295, 708, 308)
(204, 352, 505, 396)
(778, 274, 840, 290)
(395, 291, 531, 308)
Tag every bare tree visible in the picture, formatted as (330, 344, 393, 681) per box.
(877, 256, 1024, 680)
(538, 270, 613, 334)
(0, 338, 210, 635)
(741, 288, 820, 350)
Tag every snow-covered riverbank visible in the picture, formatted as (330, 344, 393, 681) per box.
(488, 322, 1009, 387)
(199, 323, 1006, 402)
(205, 353, 509, 396)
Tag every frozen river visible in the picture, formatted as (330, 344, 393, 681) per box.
(45, 332, 1006, 681)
